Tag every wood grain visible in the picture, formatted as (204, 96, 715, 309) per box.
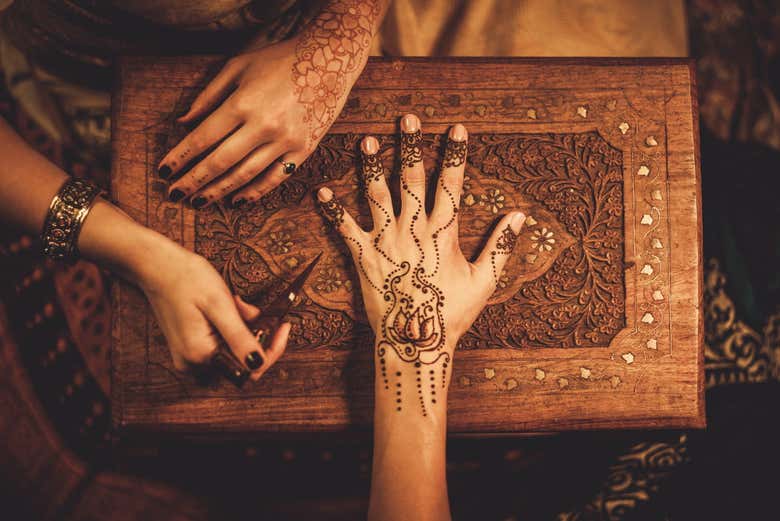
(111, 56, 704, 435)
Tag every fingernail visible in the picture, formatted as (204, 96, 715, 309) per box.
(158, 165, 172, 179)
(401, 113, 420, 133)
(317, 186, 333, 202)
(192, 196, 208, 209)
(169, 189, 185, 203)
(361, 136, 379, 155)
(245, 351, 263, 370)
(256, 330, 268, 346)
(510, 212, 526, 233)
(449, 123, 467, 142)
(231, 198, 246, 209)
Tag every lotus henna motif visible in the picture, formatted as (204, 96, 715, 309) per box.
(389, 306, 438, 348)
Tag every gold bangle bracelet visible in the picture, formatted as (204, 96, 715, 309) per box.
(41, 178, 103, 261)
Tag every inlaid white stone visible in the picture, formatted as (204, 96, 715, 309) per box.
(652, 289, 664, 301)
(647, 338, 658, 350)
(641, 312, 655, 324)
(646, 135, 659, 146)
(641, 214, 653, 225)
(652, 189, 663, 200)
(484, 368, 496, 380)
(637, 165, 650, 176)
(622, 352, 635, 364)
(619, 122, 630, 134)
(577, 106, 588, 118)
(652, 238, 663, 249)
(580, 367, 592, 379)
(641, 264, 654, 275)
(535, 369, 546, 381)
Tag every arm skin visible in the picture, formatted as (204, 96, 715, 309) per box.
(0, 116, 291, 378)
(317, 114, 526, 520)
(158, 0, 390, 209)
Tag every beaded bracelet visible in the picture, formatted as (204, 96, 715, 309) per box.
(41, 178, 103, 261)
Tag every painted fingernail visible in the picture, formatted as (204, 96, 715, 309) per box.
(401, 113, 420, 133)
(191, 196, 207, 209)
(510, 212, 526, 233)
(169, 189, 185, 203)
(449, 123, 467, 142)
(158, 165, 172, 179)
(256, 330, 268, 346)
(245, 351, 263, 370)
(231, 198, 246, 209)
(317, 186, 333, 202)
(361, 136, 379, 155)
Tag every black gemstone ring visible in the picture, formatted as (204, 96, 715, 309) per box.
(278, 159, 296, 175)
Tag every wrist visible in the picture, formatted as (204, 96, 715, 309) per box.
(373, 338, 455, 423)
(78, 200, 180, 287)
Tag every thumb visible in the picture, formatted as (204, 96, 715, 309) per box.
(473, 211, 526, 294)
(234, 294, 261, 322)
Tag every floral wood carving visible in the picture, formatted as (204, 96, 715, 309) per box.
(194, 131, 625, 350)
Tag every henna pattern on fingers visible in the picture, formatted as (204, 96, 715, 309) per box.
(442, 139, 467, 168)
(489, 224, 520, 283)
(361, 148, 385, 184)
(292, 1, 382, 147)
(429, 136, 467, 278)
(400, 130, 423, 168)
(319, 198, 345, 228)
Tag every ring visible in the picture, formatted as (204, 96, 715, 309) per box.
(278, 159, 296, 175)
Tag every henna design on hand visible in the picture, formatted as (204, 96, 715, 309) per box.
(319, 198, 346, 228)
(361, 148, 385, 184)
(292, 0, 382, 147)
(489, 224, 520, 283)
(400, 130, 423, 168)
(442, 139, 467, 168)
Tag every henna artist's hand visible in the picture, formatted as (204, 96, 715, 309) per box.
(159, 0, 385, 209)
(317, 114, 526, 414)
(131, 234, 291, 380)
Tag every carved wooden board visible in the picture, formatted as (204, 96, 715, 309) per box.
(111, 57, 704, 435)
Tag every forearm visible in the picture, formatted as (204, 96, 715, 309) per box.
(0, 116, 167, 285)
(369, 343, 452, 521)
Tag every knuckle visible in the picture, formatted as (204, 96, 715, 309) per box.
(189, 133, 208, 151)
(207, 154, 233, 174)
(232, 93, 257, 116)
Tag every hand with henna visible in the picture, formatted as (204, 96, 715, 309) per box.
(316, 114, 526, 521)
(158, 0, 388, 209)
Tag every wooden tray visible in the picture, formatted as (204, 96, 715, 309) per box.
(111, 56, 704, 436)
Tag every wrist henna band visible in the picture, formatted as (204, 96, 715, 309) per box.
(41, 178, 103, 261)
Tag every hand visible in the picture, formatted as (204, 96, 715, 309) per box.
(158, 0, 383, 209)
(317, 114, 526, 413)
(132, 233, 291, 380)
